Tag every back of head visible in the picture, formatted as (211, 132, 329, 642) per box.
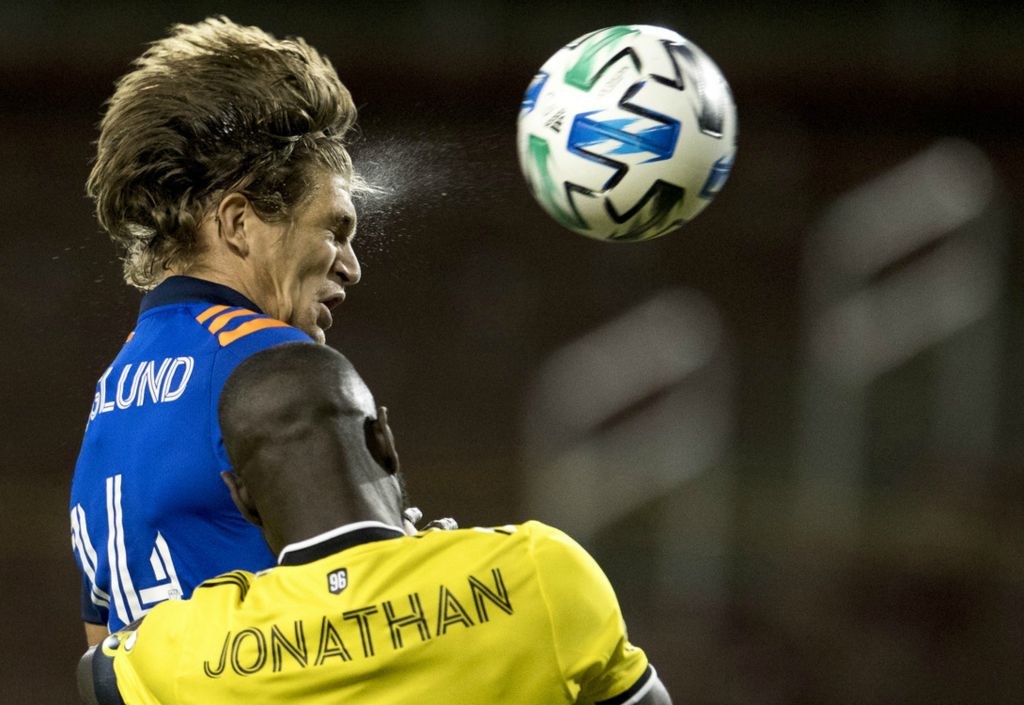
(218, 343, 400, 548)
(219, 342, 373, 472)
(89, 16, 358, 289)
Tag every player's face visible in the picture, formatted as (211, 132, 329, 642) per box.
(251, 170, 360, 343)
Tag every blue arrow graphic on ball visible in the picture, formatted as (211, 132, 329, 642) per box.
(567, 107, 680, 193)
(570, 111, 677, 163)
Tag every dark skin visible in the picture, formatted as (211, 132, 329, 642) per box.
(218, 343, 672, 705)
(81, 343, 672, 705)
(218, 342, 405, 556)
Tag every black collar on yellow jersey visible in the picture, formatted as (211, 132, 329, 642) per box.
(277, 521, 406, 566)
(140, 275, 262, 315)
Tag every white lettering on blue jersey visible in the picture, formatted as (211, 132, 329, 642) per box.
(90, 356, 194, 421)
(107, 473, 142, 624)
(70, 504, 111, 610)
(72, 474, 184, 627)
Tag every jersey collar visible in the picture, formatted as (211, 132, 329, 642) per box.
(139, 275, 263, 315)
(277, 521, 406, 566)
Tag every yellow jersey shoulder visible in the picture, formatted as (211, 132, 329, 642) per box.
(193, 569, 257, 601)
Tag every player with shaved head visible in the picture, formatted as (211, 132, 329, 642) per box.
(79, 344, 672, 705)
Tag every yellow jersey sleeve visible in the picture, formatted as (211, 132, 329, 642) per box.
(110, 595, 189, 704)
(528, 521, 650, 704)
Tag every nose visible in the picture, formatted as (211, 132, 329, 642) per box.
(335, 240, 361, 286)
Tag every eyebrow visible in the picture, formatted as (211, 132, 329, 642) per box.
(328, 213, 356, 238)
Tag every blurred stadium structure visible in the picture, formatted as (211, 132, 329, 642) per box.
(0, 2, 1020, 704)
(524, 289, 734, 600)
(797, 139, 1007, 532)
(522, 139, 1020, 703)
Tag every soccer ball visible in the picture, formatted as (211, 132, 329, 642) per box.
(517, 25, 737, 242)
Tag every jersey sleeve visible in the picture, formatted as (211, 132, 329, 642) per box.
(108, 598, 188, 704)
(81, 574, 108, 626)
(528, 522, 651, 704)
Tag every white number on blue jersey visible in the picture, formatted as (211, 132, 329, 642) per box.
(71, 474, 183, 627)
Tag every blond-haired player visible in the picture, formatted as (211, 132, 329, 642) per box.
(70, 16, 362, 647)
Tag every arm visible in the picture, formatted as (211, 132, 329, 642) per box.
(78, 616, 152, 705)
(588, 665, 672, 705)
(78, 574, 110, 646)
(619, 670, 672, 705)
(77, 641, 125, 705)
(638, 677, 672, 705)
(530, 523, 673, 705)
(84, 622, 108, 647)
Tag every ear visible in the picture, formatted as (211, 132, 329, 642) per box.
(221, 471, 263, 527)
(215, 192, 255, 258)
(366, 405, 400, 475)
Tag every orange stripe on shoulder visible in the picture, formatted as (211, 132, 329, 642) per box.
(218, 318, 290, 347)
(196, 304, 230, 324)
(125, 331, 135, 343)
(208, 309, 257, 334)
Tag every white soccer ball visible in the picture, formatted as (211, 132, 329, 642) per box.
(517, 25, 737, 241)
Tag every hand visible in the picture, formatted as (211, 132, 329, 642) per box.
(423, 517, 458, 530)
(402, 507, 458, 534)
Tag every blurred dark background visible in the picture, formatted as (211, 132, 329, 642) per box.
(1, 2, 1021, 703)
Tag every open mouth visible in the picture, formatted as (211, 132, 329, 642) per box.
(317, 292, 346, 331)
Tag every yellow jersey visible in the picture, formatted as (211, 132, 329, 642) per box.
(97, 520, 652, 705)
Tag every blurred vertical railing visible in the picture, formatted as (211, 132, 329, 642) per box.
(522, 288, 734, 604)
(795, 138, 1007, 537)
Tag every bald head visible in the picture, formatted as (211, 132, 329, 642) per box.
(220, 343, 372, 461)
(219, 343, 403, 553)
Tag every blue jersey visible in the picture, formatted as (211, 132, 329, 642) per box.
(69, 276, 312, 632)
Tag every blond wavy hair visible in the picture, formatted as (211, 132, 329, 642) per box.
(88, 16, 358, 289)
